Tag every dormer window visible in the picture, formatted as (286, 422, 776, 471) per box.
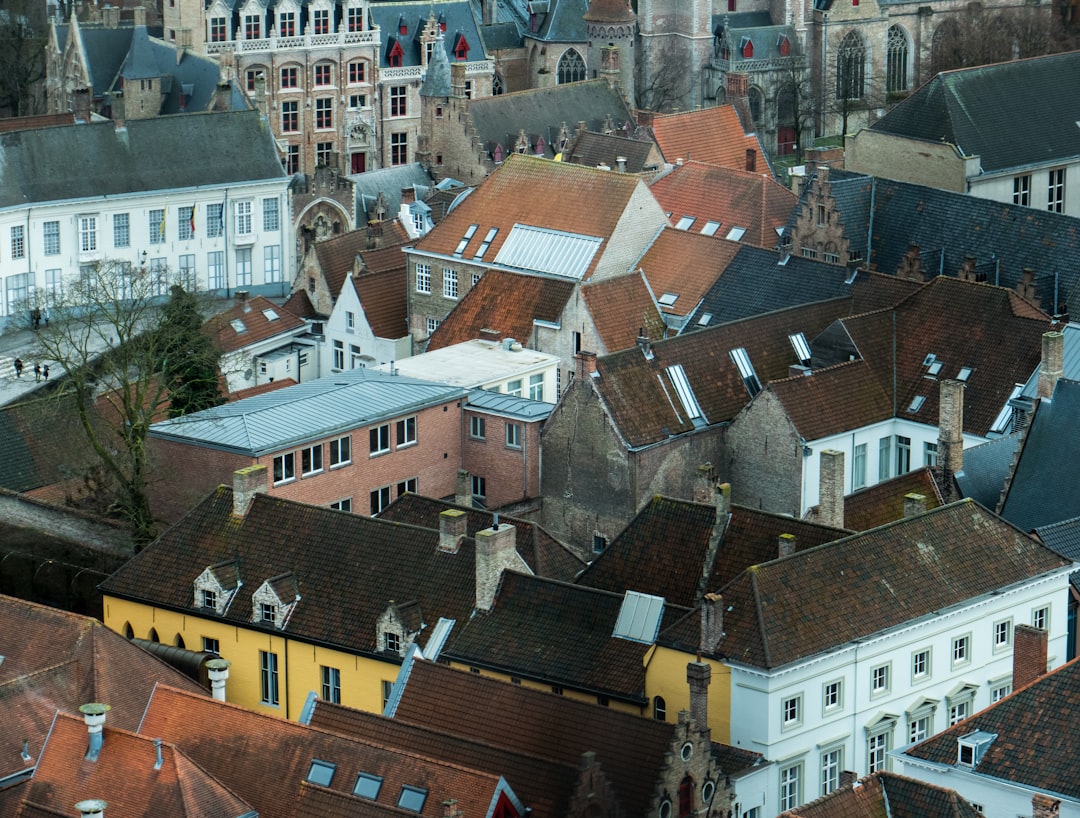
(778, 35, 791, 56)
(251, 574, 300, 630)
(454, 34, 469, 60)
(202, 589, 217, 609)
(398, 16, 407, 34)
(261, 603, 277, 623)
(740, 37, 754, 58)
(957, 731, 996, 767)
(376, 600, 421, 656)
(387, 40, 404, 67)
(385, 632, 401, 653)
(193, 560, 241, 616)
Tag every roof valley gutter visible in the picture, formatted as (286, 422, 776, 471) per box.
(866, 176, 875, 266)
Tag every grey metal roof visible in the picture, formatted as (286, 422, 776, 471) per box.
(149, 367, 468, 455)
(0, 110, 284, 208)
(352, 162, 434, 217)
(110, 27, 231, 114)
(492, 224, 601, 279)
(954, 432, 1020, 511)
(420, 32, 452, 96)
(58, 24, 138, 97)
(367, 1, 486, 69)
(1020, 323, 1080, 401)
(466, 388, 554, 420)
(1034, 515, 1080, 562)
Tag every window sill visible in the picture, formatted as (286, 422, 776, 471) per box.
(397, 441, 417, 450)
(273, 478, 296, 487)
(302, 470, 324, 478)
(369, 450, 390, 458)
(329, 462, 352, 470)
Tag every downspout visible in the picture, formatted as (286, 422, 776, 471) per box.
(892, 310, 897, 418)
(224, 187, 231, 298)
(284, 636, 291, 720)
(865, 177, 875, 265)
(522, 422, 528, 500)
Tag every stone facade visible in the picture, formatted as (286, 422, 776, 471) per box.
(722, 388, 804, 517)
(790, 166, 854, 266)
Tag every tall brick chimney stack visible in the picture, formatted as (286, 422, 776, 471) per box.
(818, 450, 845, 529)
(455, 469, 472, 507)
(1013, 624, 1048, 691)
(778, 533, 796, 558)
(686, 660, 711, 732)
(700, 592, 724, 653)
(232, 465, 267, 517)
(1037, 331, 1064, 400)
(693, 463, 715, 504)
(475, 522, 518, 611)
(938, 379, 965, 476)
(439, 509, 467, 553)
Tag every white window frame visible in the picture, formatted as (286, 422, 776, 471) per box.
(822, 679, 842, 713)
(779, 763, 801, 812)
(871, 662, 891, 696)
(301, 443, 324, 476)
(820, 747, 842, 796)
(260, 650, 279, 705)
(415, 263, 431, 293)
(396, 415, 417, 447)
(782, 694, 802, 729)
(321, 665, 341, 703)
(528, 373, 544, 401)
(506, 422, 522, 449)
(235, 200, 253, 236)
(952, 634, 971, 667)
(1032, 605, 1049, 630)
(273, 452, 296, 485)
(911, 648, 930, 681)
(470, 416, 486, 439)
(993, 618, 1012, 651)
(369, 423, 390, 455)
(867, 730, 890, 773)
(79, 215, 97, 252)
(442, 267, 458, 299)
(329, 435, 351, 467)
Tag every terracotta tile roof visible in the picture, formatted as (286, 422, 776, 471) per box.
(312, 230, 373, 300)
(444, 571, 691, 703)
(903, 658, 1080, 799)
(780, 771, 982, 818)
(659, 500, 1071, 669)
(411, 154, 649, 281)
(766, 360, 893, 441)
(205, 295, 307, 354)
(841, 468, 945, 531)
(392, 660, 681, 817)
(649, 161, 797, 248)
(0, 595, 206, 782)
(281, 288, 320, 319)
(427, 270, 574, 350)
(592, 297, 858, 447)
(377, 493, 586, 582)
(650, 107, 766, 172)
(581, 270, 667, 351)
(353, 268, 409, 340)
(228, 377, 297, 401)
(577, 496, 848, 608)
(139, 684, 513, 818)
(633, 228, 742, 321)
(306, 699, 578, 817)
(0, 113, 79, 133)
(99, 489, 486, 657)
(13, 713, 254, 818)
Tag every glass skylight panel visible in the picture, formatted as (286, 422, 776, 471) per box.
(307, 759, 336, 787)
(262, 308, 279, 321)
(473, 227, 498, 260)
(354, 773, 383, 800)
(612, 590, 665, 643)
(665, 364, 705, 424)
(453, 223, 478, 257)
(658, 292, 679, 306)
(957, 366, 973, 381)
(788, 333, 811, 365)
(701, 221, 721, 236)
(675, 216, 695, 230)
(729, 347, 762, 396)
(726, 226, 747, 241)
(927, 360, 943, 376)
(697, 313, 712, 326)
(908, 395, 926, 412)
(398, 786, 428, 812)
(230, 318, 247, 334)
(989, 384, 1024, 434)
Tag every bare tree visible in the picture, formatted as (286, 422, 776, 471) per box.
(930, 4, 1061, 73)
(0, 0, 47, 116)
(776, 62, 816, 164)
(637, 39, 693, 112)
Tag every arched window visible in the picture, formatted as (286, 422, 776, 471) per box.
(836, 31, 866, 100)
(174, 633, 186, 648)
(678, 775, 695, 818)
(748, 86, 764, 123)
(493, 73, 504, 95)
(557, 48, 586, 84)
(886, 26, 909, 93)
(653, 695, 667, 720)
(148, 627, 160, 643)
(123, 622, 134, 639)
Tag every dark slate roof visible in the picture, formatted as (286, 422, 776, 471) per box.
(869, 51, 1080, 174)
(1035, 514, 1080, 561)
(842, 468, 945, 532)
(902, 658, 1080, 799)
(478, 20, 522, 49)
(466, 81, 636, 161)
(788, 168, 872, 253)
(99, 488, 485, 657)
(58, 23, 136, 97)
(659, 500, 1071, 669)
(0, 110, 284, 207)
(780, 771, 982, 818)
(954, 432, 1020, 511)
(534, 0, 588, 41)
(377, 492, 586, 581)
(1000, 378, 1080, 531)
(352, 162, 433, 215)
(577, 496, 848, 608)
(367, 1, 486, 68)
(565, 131, 659, 173)
(443, 571, 691, 702)
(714, 21, 799, 65)
(112, 27, 228, 114)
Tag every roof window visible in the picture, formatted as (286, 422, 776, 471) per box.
(989, 384, 1023, 434)
(473, 227, 498, 260)
(613, 590, 666, 643)
(658, 293, 679, 306)
(398, 785, 428, 812)
(665, 364, 706, 427)
(354, 773, 383, 800)
(957, 366, 973, 381)
(957, 731, 996, 767)
(701, 221, 721, 236)
(697, 312, 712, 326)
(307, 759, 336, 786)
(675, 216, 695, 230)
(453, 223, 478, 257)
(230, 318, 247, 334)
(926, 360, 943, 377)
(725, 226, 747, 241)
(788, 332, 811, 366)
(730, 347, 762, 396)
(262, 308, 279, 321)
(908, 395, 926, 413)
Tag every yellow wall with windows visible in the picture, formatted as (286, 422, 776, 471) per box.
(643, 645, 731, 742)
(103, 597, 400, 719)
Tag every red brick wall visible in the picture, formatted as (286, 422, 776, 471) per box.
(462, 411, 542, 508)
(1013, 623, 1048, 691)
(148, 438, 253, 523)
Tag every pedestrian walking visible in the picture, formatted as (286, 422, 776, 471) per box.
(31, 307, 41, 329)
(33, 363, 41, 382)
(43, 364, 49, 380)
(13, 357, 23, 378)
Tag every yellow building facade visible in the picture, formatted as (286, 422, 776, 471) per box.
(643, 645, 732, 741)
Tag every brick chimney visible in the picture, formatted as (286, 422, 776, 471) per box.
(111, 92, 125, 129)
(133, 4, 147, 26)
(450, 63, 466, 98)
(235, 289, 250, 310)
(777, 533, 796, 558)
(439, 509, 467, 553)
(1033, 794, 1061, 818)
(455, 469, 472, 507)
(903, 492, 927, 517)
(1037, 331, 1064, 400)
(214, 82, 232, 112)
(103, 5, 119, 27)
(897, 244, 924, 281)
(745, 148, 756, 173)
(73, 87, 92, 123)
(1016, 267, 1039, 306)
(401, 186, 416, 205)
(938, 379, 965, 475)
(957, 255, 978, 282)
(818, 449, 845, 529)
(475, 522, 518, 611)
(206, 658, 230, 701)
(839, 771, 858, 789)
(686, 660, 711, 731)
(700, 592, 724, 653)
(232, 465, 267, 517)
(79, 704, 110, 762)
(577, 350, 598, 378)
(1013, 624, 1048, 691)
(693, 463, 715, 504)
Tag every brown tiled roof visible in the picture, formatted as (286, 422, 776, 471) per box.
(377, 493, 586, 582)
(903, 658, 1080, 798)
(392, 660, 680, 817)
(841, 468, 945, 531)
(313, 231, 370, 300)
(228, 377, 297, 401)
(427, 270, 574, 350)
(205, 295, 307, 353)
(281, 288, 320, 319)
(767, 360, 893, 441)
(139, 684, 512, 818)
(650, 107, 766, 172)
(576, 496, 848, 608)
(13, 713, 254, 818)
(565, 131, 659, 173)
(592, 297, 858, 447)
(353, 268, 408, 340)
(0, 113, 78, 133)
(99, 489, 484, 657)
(411, 154, 647, 281)
(660, 500, 1071, 669)
(633, 228, 742, 320)
(444, 571, 691, 703)
(649, 161, 797, 249)
(0, 595, 206, 782)
(306, 698, 578, 817)
(581, 270, 667, 352)
(780, 771, 981, 818)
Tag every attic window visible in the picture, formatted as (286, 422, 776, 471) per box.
(990, 384, 1024, 434)
(201, 589, 217, 609)
(788, 332, 811, 366)
(697, 312, 712, 326)
(926, 360, 943, 377)
(261, 603, 277, 623)
(740, 36, 754, 58)
(454, 224, 478, 257)
(307, 759, 336, 786)
(957, 366, 973, 381)
(230, 318, 247, 334)
(665, 364, 706, 427)
(778, 35, 791, 56)
(675, 216, 695, 230)
(262, 308, 280, 321)
(398, 786, 428, 812)
(354, 773, 383, 800)
(454, 34, 469, 59)
(701, 221, 721, 236)
(659, 293, 679, 306)
(957, 731, 996, 767)
(730, 347, 762, 396)
(473, 227, 498, 260)
(726, 226, 747, 241)
(613, 590, 666, 643)
(908, 395, 926, 413)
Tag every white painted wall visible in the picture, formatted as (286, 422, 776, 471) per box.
(968, 159, 1080, 219)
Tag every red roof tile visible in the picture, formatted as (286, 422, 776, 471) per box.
(581, 270, 667, 351)
(841, 468, 945, 531)
(353, 268, 409, 340)
(650, 107, 767, 172)
(633, 228, 742, 320)
(781, 771, 981, 818)
(205, 295, 307, 354)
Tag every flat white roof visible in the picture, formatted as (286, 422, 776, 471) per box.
(376, 339, 559, 389)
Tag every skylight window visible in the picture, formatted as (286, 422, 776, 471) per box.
(665, 364, 706, 426)
(697, 313, 712, 326)
(262, 308, 280, 321)
(726, 226, 747, 241)
(230, 318, 247, 334)
(612, 590, 665, 643)
(789, 333, 811, 366)
(453, 223, 478, 257)
(989, 384, 1024, 434)
(675, 216, 695, 230)
(908, 395, 926, 413)
(658, 293, 679, 306)
(701, 221, 721, 236)
(307, 759, 336, 787)
(398, 786, 428, 813)
(957, 366, 973, 382)
(926, 360, 943, 377)
(730, 347, 762, 397)
(354, 773, 383, 800)
(473, 227, 498, 260)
